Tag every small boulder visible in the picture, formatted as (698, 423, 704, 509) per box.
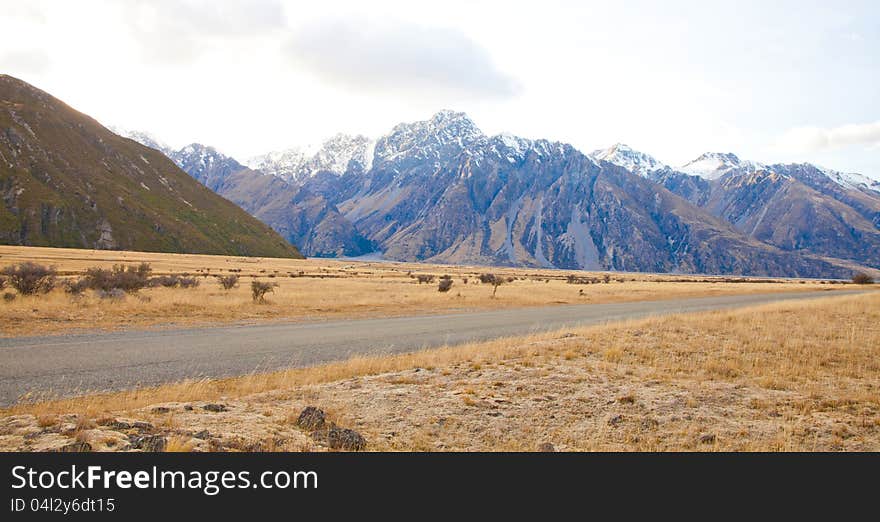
(203, 404, 228, 413)
(327, 426, 366, 451)
(295, 406, 326, 430)
(151, 406, 171, 414)
(699, 434, 717, 445)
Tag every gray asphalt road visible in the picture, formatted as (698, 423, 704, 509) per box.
(0, 290, 861, 406)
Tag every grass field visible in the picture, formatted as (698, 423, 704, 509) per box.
(2, 292, 877, 452)
(0, 245, 852, 336)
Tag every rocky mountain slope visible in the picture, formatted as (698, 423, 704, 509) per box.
(0, 75, 301, 258)
(133, 111, 866, 277)
(593, 144, 880, 269)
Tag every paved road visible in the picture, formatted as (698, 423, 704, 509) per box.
(0, 290, 862, 406)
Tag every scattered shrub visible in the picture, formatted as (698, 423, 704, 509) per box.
(217, 274, 240, 290)
(1, 262, 57, 295)
(479, 274, 505, 297)
(438, 278, 454, 292)
(852, 272, 875, 285)
(149, 275, 180, 288)
(63, 278, 90, 296)
(602, 274, 612, 284)
(149, 274, 199, 289)
(566, 274, 599, 285)
(416, 274, 435, 284)
(251, 280, 277, 302)
(462, 277, 468, 285)
(178, 276, 200, 289)
(0, 276, 5, 291)
(84, 263, 152, 293)
(3, 292, 15, 302)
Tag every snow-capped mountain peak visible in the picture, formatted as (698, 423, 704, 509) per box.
(373, 110, 486, 165)
(591, 143, 668, 177)
(680, 152, 762, 180)
(245, 134, 375, 182)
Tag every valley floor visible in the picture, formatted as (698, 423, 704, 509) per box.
(0, 245, 852, 337)
(2, 292, 877, 452)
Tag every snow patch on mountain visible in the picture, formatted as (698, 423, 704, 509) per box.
(591, 143, 668, 177)
(680, 152, 763, 180)
(246, 134, 375, 182)
(817, 167, 880, 194)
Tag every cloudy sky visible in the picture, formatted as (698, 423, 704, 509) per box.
(2, 0, 878, 177)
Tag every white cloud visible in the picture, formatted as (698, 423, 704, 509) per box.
(774, 121, 880, 153)
(120, 0, 286, 64)
(285, 17, 521, 101)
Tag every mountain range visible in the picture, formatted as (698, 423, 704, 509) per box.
(0, 75, 301, 258)
(120, 111, 880, 278)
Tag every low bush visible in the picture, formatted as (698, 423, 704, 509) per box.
(252, 280, 278, 302)
(178, 276, 200, 289)
(217, 274, 240, 290)
(438, 278, 454, 292)
(566, 274, 599, 285)
(84, 263, 152, 293)
(63, 278, 91, 296)
(149, 275, 179, 288)
(852, 272, 875, 285)
(149, 274, 200, 289)
(1, 262, 57, 295)
(478, 273, 497, 284)
(416, 274, 435, 284)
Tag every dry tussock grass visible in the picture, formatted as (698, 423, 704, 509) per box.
(0, 245, 851, 336)
(4, 293, 877, 451)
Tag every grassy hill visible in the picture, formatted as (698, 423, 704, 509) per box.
(0, 74, 302, 258)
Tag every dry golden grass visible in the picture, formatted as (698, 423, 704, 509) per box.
(0, 245, 853, 336)
(3, 292, 877, 451)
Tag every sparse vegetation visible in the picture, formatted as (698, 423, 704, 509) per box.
(150, 275, 200, 289)
(438, 276, 453, 292)
(82, 263, 152, 293)
(416, 274, 435, 284)
(478, 273, 505, 297)
(0, 245, 857, 336)
(478, 273, 497, 284)
(567, 274, 600, 285)
(63, 278, 90, 296)
(251, 281, 278, 303)
(217, 274, 240, 290)
(852, 272, 874, 285)
(1, 262, 57, 295)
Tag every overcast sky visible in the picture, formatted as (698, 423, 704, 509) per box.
(2, 0, 878, 177)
